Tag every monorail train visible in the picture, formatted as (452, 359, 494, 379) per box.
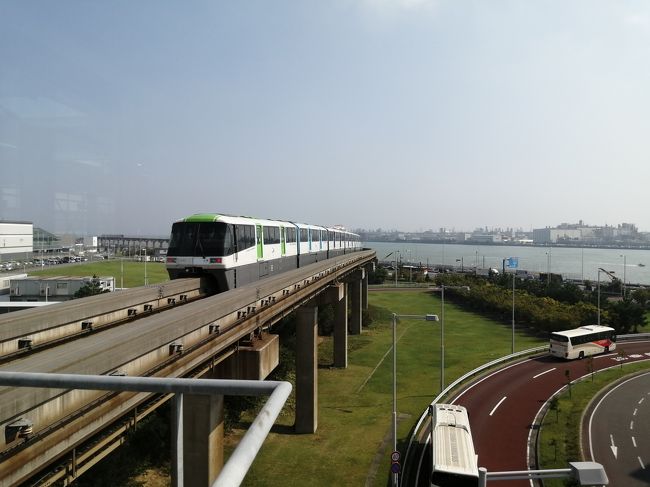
(166, 213, 363, 292)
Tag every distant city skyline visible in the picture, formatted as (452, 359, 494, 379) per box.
(2, 2, 649, 235)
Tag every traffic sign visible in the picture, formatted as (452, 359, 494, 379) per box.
(390, 462, 401, 474)
(391, 451, 400, 462)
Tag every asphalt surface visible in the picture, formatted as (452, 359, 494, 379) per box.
(586, 371, 650, 486)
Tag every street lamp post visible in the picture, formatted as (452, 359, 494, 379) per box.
(597, 268, 616, 326)
(620, 254, 626, 297)
(428, 285, 470, 391)
(391, 312, 439, 487)
(142, 248, 148, 286)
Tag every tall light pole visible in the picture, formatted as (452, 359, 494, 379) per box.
(505, 257, 518, 354)
(597, 268, 616, 326)
(391, 312, 438, 487)
(428, 285, 470, 391)
(142, 248, 148, 286)
(620, 254, 626, 298)
(511, 272, 516, 353)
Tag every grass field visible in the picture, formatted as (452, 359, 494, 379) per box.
(233, 290, 546, 487)
(27, 260, 169, 289)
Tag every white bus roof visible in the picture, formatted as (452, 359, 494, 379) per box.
(551, 325, 615, 338)
(432, 404, 478, 477)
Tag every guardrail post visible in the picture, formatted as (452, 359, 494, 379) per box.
(295, 305, 318, 433)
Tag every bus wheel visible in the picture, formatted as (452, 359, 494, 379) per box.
(579, 351, 584, 360)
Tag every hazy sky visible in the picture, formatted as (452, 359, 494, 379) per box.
(1, 1, 649, 236)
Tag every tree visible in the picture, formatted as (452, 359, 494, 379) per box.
(368, 267, 388, 285)
(607, 297, 647, 334)
(631, 288, 650, 309)
(73, 275, 110, 299)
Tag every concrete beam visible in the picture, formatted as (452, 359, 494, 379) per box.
(315, 283, 345, 306)
(213, 334, 279, 380)
(295, 306, 318, 434)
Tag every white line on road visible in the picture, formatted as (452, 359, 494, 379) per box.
(631, 421, 635, 430)
(639, 457, 645, 470)
(489, 396, 507, 416)
(632, 436, 637, 448)
(610, 435, 618, 459)
(634, 408, 638, 416)
(639, 397, 645, 405)
(533, 368, 556, 379)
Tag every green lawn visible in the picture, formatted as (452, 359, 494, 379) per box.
(28, 260, 169, 288)
(236, 290, 545, 486)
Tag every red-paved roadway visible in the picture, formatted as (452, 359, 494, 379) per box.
(451, 342, 650, 487)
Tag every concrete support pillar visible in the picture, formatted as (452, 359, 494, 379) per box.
(362, 271, 369, 310)
(295, 305, 318, 434)
(175, 393, 224, 487)
(334, 284, 348, 368)
(350, 278, 362, 336)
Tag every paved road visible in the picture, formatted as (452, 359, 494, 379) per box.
(450, 342, 650, 487)
(587, 371, 650, 486)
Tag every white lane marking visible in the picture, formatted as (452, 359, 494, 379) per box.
(489, 396, 507, 416)
(632, 436, 637, 448)
(639, 457, 645, 470)
(639, 397, 645, 405)
(631, 421, 635, 430)
(610, 435, 618, 459)
(634, 408, 638, 416)
(533, 368, 556, 379)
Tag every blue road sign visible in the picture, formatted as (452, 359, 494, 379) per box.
(506, 257, 519, 269)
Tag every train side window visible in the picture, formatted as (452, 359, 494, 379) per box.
(235, 224, 255, 250)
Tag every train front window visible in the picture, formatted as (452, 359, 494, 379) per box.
(168, 222, 234, 257)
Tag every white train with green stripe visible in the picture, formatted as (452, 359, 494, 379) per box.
(166, 213, 362, 293)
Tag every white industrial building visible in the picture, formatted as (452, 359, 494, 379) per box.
(532, 227, 582, 244)
(0, 221, 33, 261)
(10, 276, 115, 302)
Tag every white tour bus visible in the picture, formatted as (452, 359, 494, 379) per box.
(549, 325, 616, 360)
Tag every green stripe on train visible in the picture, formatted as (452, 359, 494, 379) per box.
(183, 213, 222, 222)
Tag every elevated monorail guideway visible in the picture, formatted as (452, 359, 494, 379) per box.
(0, 250, 375, 486)
(0, 278, 209, 361)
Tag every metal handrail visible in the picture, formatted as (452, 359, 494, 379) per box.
(0, 372, 292, 487)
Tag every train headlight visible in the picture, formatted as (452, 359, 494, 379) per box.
(166, 257, 176, 263)
(209, 258, 222, 264)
